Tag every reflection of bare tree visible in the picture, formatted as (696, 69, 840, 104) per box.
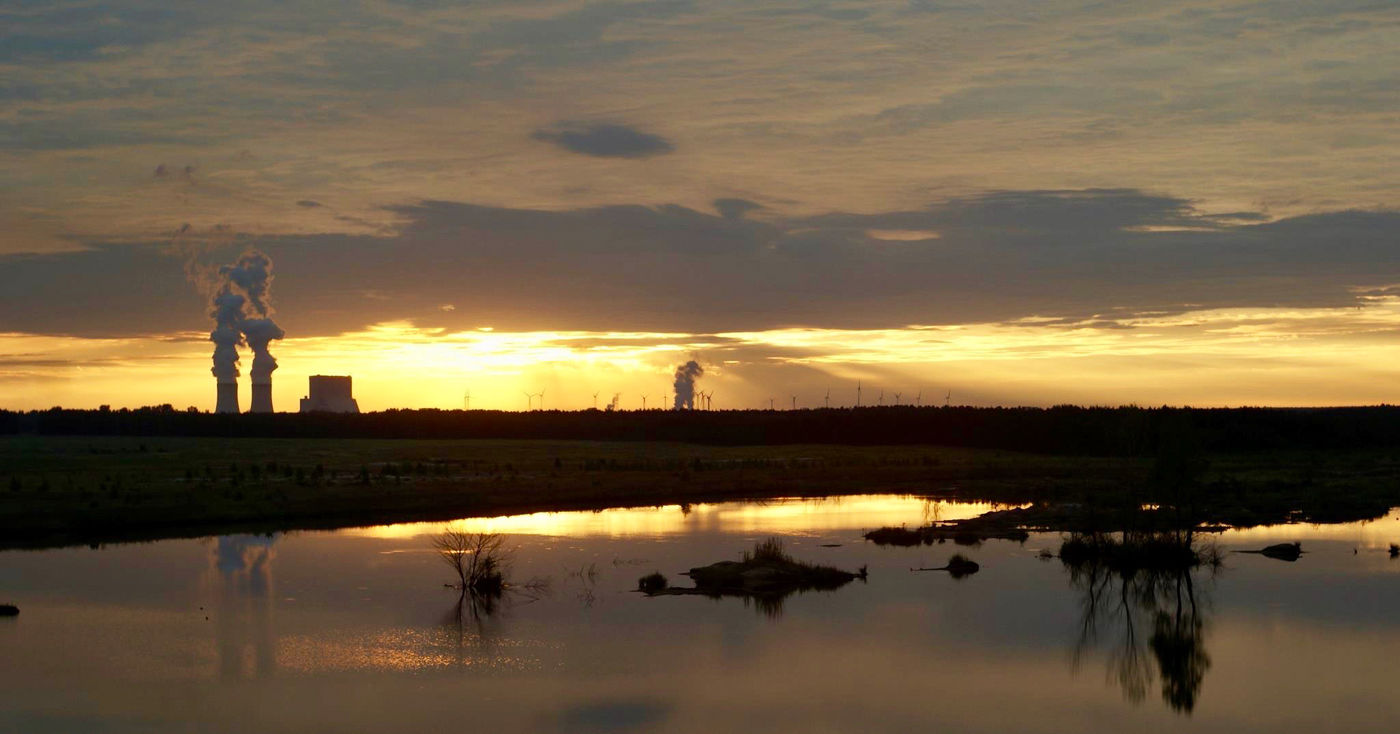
(439, 576, 552, 669)
(920, 499, 944, 525)
(565, 563, 600, 608)
(1150, 571, 1209, 712)
(430, 528, 549, 669)
(441, 586, 505, 667)
(1064, 531, 1215, 714)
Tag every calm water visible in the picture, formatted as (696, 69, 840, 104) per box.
(3, 495, 1400, 733)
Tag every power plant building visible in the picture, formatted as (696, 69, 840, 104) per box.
(299, 375, 360, 413)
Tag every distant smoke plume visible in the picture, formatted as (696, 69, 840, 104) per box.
(672, 360, 704, 410)
(219, 251, 283, 385)
(210, 291, 246, 383)
(204, 249, 284, 386)
(221, 251, 274, 316)
(240, 318, 285, 384)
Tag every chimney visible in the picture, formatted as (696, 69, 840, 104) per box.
(216, 380, 240, 414)
(250, 381, 273, 413)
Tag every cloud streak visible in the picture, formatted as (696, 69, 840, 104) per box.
(2, 189, 1398, 340)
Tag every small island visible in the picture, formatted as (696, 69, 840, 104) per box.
(640, 538, 866, 617)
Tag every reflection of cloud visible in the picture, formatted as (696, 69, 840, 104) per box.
(554, 698, 671, 733)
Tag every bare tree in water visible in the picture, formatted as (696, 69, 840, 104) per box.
(433, 529, 508, 594)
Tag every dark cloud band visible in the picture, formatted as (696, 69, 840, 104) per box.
(2, 189, 1396, 339)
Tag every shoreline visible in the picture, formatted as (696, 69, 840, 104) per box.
(5, 435, 1398, 551)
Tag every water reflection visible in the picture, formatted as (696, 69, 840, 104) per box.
(1063, 531, 1215, 714)
(344, 496, 1007, 540)
(441, 588, 505, 668)
(434, 528, 552, 669)
(7, 498, 1400, 732)
(211, 534, 278, 681)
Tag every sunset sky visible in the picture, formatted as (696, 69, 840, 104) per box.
(2, 0, 1398, 411)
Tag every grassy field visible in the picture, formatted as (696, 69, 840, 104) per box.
(2, 435, 1397, 549)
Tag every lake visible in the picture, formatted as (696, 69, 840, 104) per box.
(3, 495, 1399, 732)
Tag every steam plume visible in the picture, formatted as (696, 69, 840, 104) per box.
(210, 291, 246, 382)
(221, 251, 274, 317)
(240, 318, 285, 384)
(672, 360, 704, 410)
(205, 249, 283, 385)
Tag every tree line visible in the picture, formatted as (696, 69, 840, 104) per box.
(4, 404, 1399, 456)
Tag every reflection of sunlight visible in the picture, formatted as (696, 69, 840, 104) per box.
(341, 495, 1005, 540)
(1221, 509, 1400, 550)
(276, 629, 550, 674)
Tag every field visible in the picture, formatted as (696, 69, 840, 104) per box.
(5, 434, 1400, 549)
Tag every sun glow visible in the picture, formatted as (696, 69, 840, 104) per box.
(5, 297, 1400, 411)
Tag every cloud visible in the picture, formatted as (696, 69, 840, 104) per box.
(531, 122, 674, 159)
(3, 189, 1398, 340)
(714, 198, 764, 220)
(154, 164, 196, 181)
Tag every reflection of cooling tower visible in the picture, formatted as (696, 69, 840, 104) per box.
(299, 375, 360, 413)
(216, 381, 240, 414)
(250, 382, 273, 414)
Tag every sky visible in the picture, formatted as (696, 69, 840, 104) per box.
(2, 0, 1398, 411)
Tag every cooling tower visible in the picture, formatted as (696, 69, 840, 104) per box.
(216, 381, 240, 414)
(250, 382, 273, 413)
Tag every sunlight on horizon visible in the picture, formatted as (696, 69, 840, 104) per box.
(5, 295, 1400, 411)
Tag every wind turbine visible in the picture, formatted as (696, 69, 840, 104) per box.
(894, 392, 902, 406)
(463, 390, 470, 411)
(824, 389, 830, 409)
(522, 391, 533, 411)
(641, 394, 648, 411)
(878, 389, 884, 406)
(768, 397, 775, 410)
(538, 389, 546, 412)
(592, 391, 600, 410)
(945, 390, 951, 408)
(790, 395, 797, 411)
(857, 380, 862, 407)
(916, 390, 922, 407)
